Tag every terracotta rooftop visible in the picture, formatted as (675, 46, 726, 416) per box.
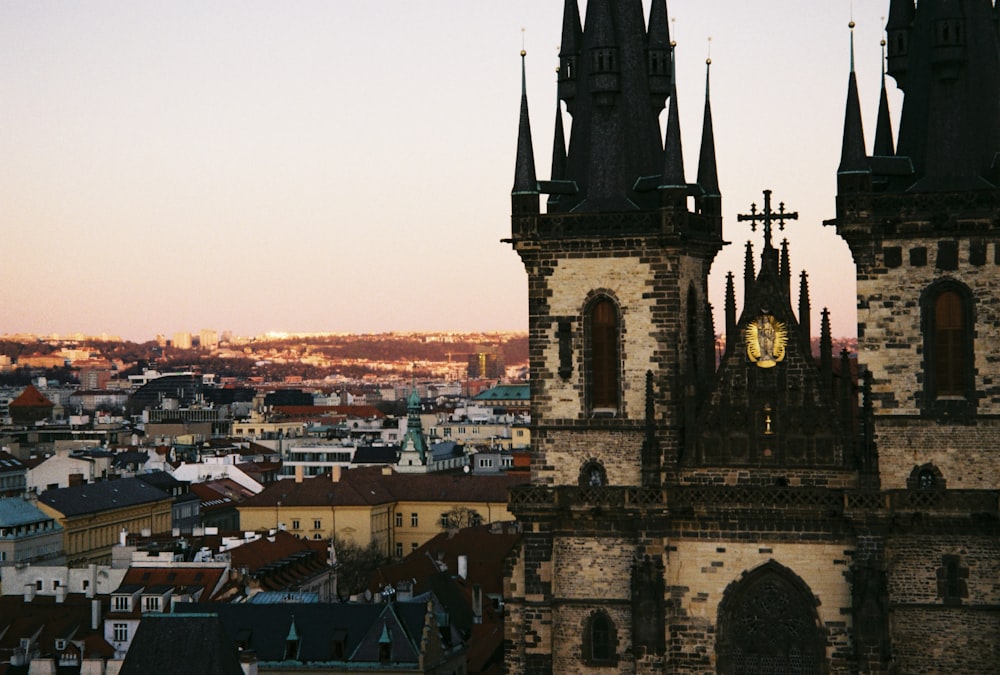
(9, 384, 53, 408)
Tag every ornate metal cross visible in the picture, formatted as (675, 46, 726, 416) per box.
(737, 189, 798, 249)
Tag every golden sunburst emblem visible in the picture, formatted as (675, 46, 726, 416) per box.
(745, 314, 787, 368)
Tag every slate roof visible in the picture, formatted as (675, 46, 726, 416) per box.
(0, 497, 60, 530)
(172, 601, 439, 666)
(0, 450, 25, 473)
(472, 384, 530, 403)
(38, 478, 171, 517)
(119, 613, 244, 675)
(351, 445, 399, 465)
(0, 594, 114, 668)
(241, 466, 526, 509)
(111, 450, 150, 469)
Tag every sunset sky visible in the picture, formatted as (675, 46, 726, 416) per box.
(2, 1, 896, 341)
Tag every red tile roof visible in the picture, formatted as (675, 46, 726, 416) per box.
(9, 384, 54, 408)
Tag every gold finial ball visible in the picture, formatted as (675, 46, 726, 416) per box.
(706, 57, 712, 65)
(881, 38, 886, 46)
(849, 20, 856, 29)
(555, 66, 560, 73)
(520, 49, 526, 57)
(670, 40, 677, 48)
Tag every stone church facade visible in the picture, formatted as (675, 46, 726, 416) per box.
(503, 1, 1000, 673)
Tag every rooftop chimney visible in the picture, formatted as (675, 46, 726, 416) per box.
(331, 465, 342, 483)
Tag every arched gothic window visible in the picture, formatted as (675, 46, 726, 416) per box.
(578, 460, 607, 487)
(587, 296, 621, 413)
(921, 281, 975, 416)
(716, 561, 826, 674)
(581, 610, 618, 666)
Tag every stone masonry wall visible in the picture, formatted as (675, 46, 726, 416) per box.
(857, 236, 1000, 488)
(874, 417, 1000, 489)
(536, 428, 644, 486)
(666, 540, 855, 673)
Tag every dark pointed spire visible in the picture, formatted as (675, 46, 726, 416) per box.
(779, 238, 791, 294)
(725, 272, 737, 353)
(799, 270, 811, 348)
(512, 50, 539, 215)
(551, 77, 567, 182)
(885, 0, 915, 86)
(820, 307, 833, 391)
(647, 0, 670, 50)
(641, 370, 661, 487)
(660, 48, 686, 189)
(646, 0, 672, 105)
(743, 241, 755, 307)
(696, 57, 720, 197)
(558, 0, 583, 107)
(873, 36, 896, 157)
(890, 0, 1000, 190)
(704, 301, 717, 377)
(839, 22, 868, 174)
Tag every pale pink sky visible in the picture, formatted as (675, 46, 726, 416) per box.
(1, 1, 895, 341)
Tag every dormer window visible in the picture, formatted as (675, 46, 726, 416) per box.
(113, 595, 130, 612)
(143, 596, 160, 612)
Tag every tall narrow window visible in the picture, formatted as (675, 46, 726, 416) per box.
(582, 611, 617, 665)
(934, 291, 964, 395)
(590, 613, 610, 661)
(589, 297, 620, 412)
(922, 281, 975, 415)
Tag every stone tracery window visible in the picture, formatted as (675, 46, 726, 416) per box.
(716, 561, 826, 674)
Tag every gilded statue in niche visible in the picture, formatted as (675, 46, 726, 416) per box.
(745, 314, 787, 368)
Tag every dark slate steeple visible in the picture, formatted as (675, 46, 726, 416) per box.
(549, 0, 668, 212)
(696, 58, 720, 198)
(873, 37, 896, 157)
(512, 50, 539, 216)
(660, 51, 686, 192)
(547, 73, 569, 211)
(888, 0, 1000, 191)
(838, 23, 869, 178)
(558, 0, 583, 108)
(646, 0, 672, 108)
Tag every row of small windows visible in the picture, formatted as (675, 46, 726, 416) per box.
(393, 513, 420, 528)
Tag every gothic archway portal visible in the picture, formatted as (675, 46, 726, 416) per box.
(716, 561, 827, 675)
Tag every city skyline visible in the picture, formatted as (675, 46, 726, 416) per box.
(2, 1, 894, 341)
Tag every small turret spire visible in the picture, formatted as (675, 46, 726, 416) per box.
(820, 307, 833, 391)
(799, 270, 811, 347)
(725, 272, 737, 353)
(696, 53, 720, 197)
(743, 241, 755, 307)
(779, 238, 791, 293)
(839, 21, 868, 174)
(660, 44, 686, 189)
(512, 49, 539, 214)
(873, 34, 896, 157)
(551, 71, 567, 182)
